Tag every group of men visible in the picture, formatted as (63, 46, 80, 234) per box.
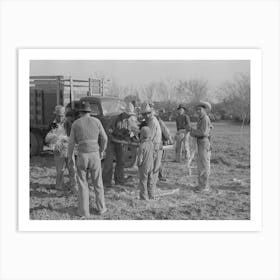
(174, 102, 212, 192)
(45, 99, 212, 218)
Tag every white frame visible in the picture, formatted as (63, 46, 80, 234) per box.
(19, 48, 262, 232)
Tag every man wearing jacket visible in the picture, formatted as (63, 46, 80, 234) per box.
(68, 101, 108, 217)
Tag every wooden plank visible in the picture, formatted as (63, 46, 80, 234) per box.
(70, 77, 74, 108)
(56, 78, 60, 105)
(30, 75, 62, 79)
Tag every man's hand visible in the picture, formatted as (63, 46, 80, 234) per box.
(100, 151, 105, 159)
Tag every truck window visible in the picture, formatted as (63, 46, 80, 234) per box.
(90, 103, 100, 116)
(102, 99, 126, 115)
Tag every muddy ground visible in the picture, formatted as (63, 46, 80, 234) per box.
(30, 122, 250, 220)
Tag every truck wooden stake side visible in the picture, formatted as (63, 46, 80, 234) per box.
(30, 75, 105, 156)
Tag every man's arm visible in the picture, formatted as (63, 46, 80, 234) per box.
(67, 123, 76, 160)
(159, 118, 173, 144)
(98, 120, 108, 154)
(137, 146, 144, 167)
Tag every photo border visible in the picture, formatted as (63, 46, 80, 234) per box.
(19, 48, 262, 232)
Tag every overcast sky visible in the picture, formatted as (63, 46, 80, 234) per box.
(30, 60, 250, 89)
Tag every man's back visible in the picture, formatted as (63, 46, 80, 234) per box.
(70, 116, 107, 153)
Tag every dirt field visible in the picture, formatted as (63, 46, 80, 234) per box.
(30, 121, 250, 220)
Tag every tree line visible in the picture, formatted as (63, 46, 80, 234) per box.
(109, 73, 250, 124)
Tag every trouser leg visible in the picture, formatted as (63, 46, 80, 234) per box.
(138, 168, 148, 200)
(197, 139, 211, 189)
(89, 152, 106, 212)
(184, 133, 191, 175)
(175, 132, 184, 162)
(158, 151, 165, 179)
(102, 143, 114, 186)
(76, 153, 90, 217)
(147, 170, 154, 199)
(67, 154, 78, 191)
(152, 149, 163, 193)
(54, 153, 66, 190)
(114, 143, 125, 184)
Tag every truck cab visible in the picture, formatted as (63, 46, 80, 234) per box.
(66, 96, 138, 168)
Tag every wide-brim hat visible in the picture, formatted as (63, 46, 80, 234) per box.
(79, 101, 92, 112)
(53, 105, 65, 115)
(195, 101, 212, 110)
(177, 104, 186, 110)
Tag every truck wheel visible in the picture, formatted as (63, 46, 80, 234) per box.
(35, 133, 44, 155)
(30, 132, 38, 156)
(123, 145, 137, 168)
(30, 131, 44, 156)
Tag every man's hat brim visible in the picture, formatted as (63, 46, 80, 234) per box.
(195, 101, 211, 110)
(79, 108, 91, 112)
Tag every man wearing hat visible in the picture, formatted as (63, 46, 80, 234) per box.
(189, 101, 212, 192)
(102, 102, 138, 187)
(144, 104, 173, 182)
(141, 102, 162, 198)
(45, 105, 77, 192)
(68, 101, 108, 217)
(175, 104, 191, 163)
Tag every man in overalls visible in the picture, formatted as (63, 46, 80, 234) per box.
(141, 102, 162, 199)
(189, 101, 212, 192)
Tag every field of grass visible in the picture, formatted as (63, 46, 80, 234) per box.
(30, 121, 250, 220)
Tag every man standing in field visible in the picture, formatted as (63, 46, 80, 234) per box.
(141, 102, 162, 198)
(68, 101, 108, 217)
(102, 102, 138, 187)
(175, 104, 191, 163)
(140, 104, 173, 181)
(137, 126, 154, 200)
(189, 101, 212, 192)
(45, 105, 77, 192)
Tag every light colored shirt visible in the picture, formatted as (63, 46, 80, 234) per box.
(190, 114, 212, 138)
(137, 139, 154, 170)
(68, 115, 108, 154)
(147, 116, 162, 149)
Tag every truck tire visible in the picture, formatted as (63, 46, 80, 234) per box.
(35, 133, 44, 155)
(123, 145, 137, 168)
(30, 132, 38, 156)
(30, 131, 44, 156)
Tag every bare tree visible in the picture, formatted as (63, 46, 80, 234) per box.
(175, 79, 209, 103)
(219, 73, 250, 123)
